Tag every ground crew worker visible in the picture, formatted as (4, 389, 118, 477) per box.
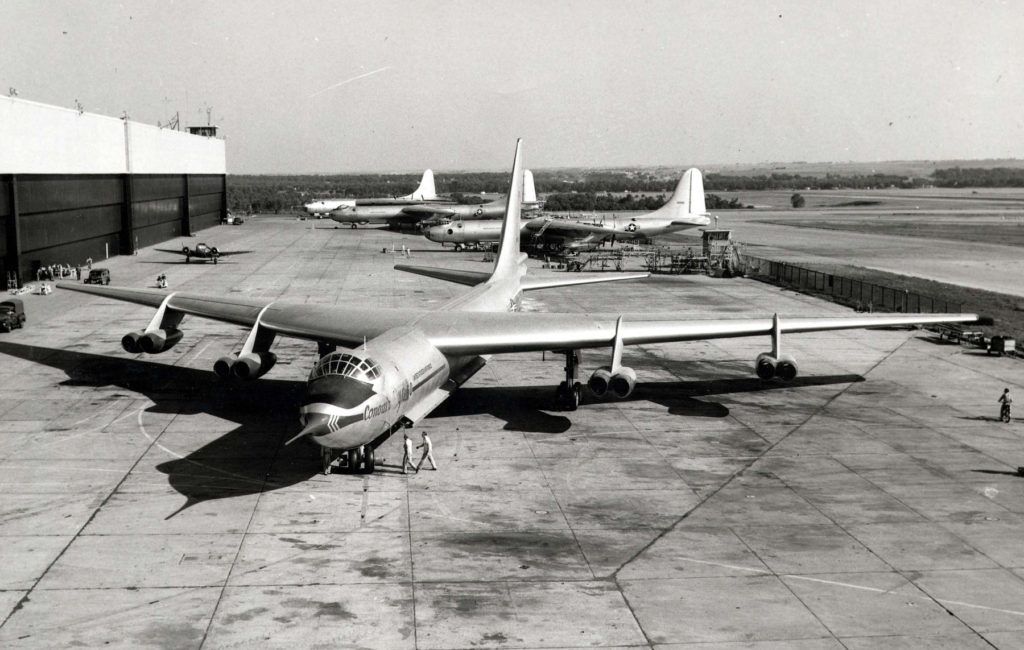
(415, 431, 437, 471)
(401, 433, 416, 474)
(998, 388, 1012, 423)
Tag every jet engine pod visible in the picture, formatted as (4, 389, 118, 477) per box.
(609, 366, 637, 399)
(214, 353, 238, 380)
(232, 351, 277, 380)
(122, 330, 145, 353)
(587, 367, 613, 397)
(138, 328, 183, 354)
(775, 354, 798, 381)
(755, 352, 777, 380)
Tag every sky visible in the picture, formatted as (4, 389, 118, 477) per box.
(1, 0, 1021, 173)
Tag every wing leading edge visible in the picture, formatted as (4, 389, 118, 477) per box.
(58, 283, 979, 357)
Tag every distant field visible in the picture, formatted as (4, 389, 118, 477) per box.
(710, 187, 1024, 211)
(757, 219, 1024, 247)
(706, 158, 1024, 178)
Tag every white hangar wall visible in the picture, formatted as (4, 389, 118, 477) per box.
(1, 96, 227, 283)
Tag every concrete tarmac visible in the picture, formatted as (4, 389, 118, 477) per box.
(2, 216, 1024, 648)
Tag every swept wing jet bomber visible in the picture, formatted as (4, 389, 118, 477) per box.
(60, 141, 981, 476)
(425, 168, 711, 252)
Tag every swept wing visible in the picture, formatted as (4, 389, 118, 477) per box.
(58, 282, 977, 356)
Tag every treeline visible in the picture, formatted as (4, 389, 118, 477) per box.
(931, 167, 1024, 187)
(228, 172, 513, 212)
(542, 192, 749, 211)
(227, 167, 1024, 211)
(703, 173, 919, 191)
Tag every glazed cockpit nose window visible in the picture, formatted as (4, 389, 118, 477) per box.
(309, 352, 382, 382)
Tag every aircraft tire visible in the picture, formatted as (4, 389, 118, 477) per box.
(363, 447, 375, 473)
(348, 448, 363, 473)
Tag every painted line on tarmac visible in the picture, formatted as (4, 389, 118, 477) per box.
(134, 407, 269, 488)
(664, 556, 1024, 619)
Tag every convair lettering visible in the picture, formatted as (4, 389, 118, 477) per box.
(413, 363, 433, 381)
(363, 398, 392, 420)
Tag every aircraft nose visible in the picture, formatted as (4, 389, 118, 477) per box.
(300, 412, 332, 436)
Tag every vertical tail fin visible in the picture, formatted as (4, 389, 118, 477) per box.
(654, 168, 706, 219)
(407, 169, 436, 200)
(489, 140, 525, 282)
(523, 169, 537, 204)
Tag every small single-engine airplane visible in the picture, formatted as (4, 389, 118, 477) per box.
(156, 242, 251, 264)
(61, 141, 981, 476)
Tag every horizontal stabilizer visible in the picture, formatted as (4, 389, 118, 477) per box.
(521, 272, 649, 291)
(394, 264, 491, 287)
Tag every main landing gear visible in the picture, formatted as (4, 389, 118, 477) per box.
(322, 445, 376, 474)
(350, 223, 358, 229)
(555, 349, 582, 411)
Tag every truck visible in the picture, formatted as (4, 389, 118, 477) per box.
(0, 298, 26, 332)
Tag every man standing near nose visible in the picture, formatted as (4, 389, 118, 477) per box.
(415, 431, 437, 471)
(401, 433, 416, 474)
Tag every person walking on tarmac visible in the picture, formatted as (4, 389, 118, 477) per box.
(415, 432, 437, 471)
(401, 433, 416, 474)
(999, 388, 1013, 423)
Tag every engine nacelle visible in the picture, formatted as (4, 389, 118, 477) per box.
(587, 366, 636, 399)
(608, 366, 637, 399)
(587, 367, 613, 397)
(213, 353, 237, 379)
(754, 352, 798, 381)
(775, 354, 798, 381)
(215, 352, 277, 380)
(123, 329, 183, 354)
(755, 352, 777, 380)
(122, 330, 145, 353)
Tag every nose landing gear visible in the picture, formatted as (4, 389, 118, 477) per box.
(323, 445, 376, 475)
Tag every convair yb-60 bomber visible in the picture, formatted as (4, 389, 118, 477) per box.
(60, 140, 981, 476)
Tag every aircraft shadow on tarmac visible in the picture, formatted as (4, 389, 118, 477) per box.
(0, 340, 864, 514)
(434, 373, 866, 427)
(0, 341, 308, 515)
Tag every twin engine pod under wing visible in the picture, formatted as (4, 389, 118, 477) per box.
(587, 364, 637, 399)
(299, 327, 450, 450)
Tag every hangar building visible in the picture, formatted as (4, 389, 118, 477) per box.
(1, 96, 226, 285)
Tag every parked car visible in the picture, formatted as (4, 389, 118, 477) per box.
(0, 298, 26, 332)
(84, 268, 110, 285)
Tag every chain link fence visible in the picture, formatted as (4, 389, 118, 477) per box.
(741, 255, 962, 314)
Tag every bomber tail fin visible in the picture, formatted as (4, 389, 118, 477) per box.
(654, 168, 708, 221)
(523, 169, 537, 204)
(488, 139, 526, 284)
(404, 169, 437, 201)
